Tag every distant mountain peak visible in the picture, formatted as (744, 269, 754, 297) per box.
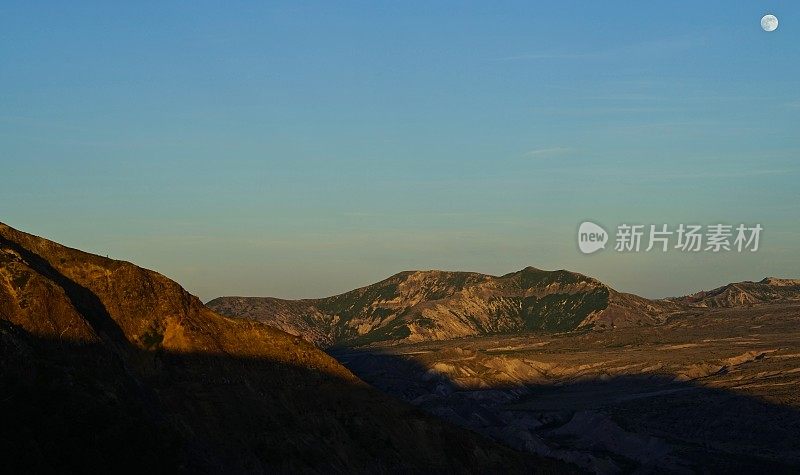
(519, 265, 546, 272)
(676, 277, 800, 308)
(210, 266, 676, 347)
(212, 267, 800, 348)
(760, 277, 800, 287)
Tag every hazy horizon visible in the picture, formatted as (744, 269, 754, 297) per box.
(2, 1, 799, 301)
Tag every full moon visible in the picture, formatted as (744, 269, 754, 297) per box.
(761, 14, 779, 32)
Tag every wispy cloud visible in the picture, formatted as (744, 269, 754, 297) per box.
(589, 167, 798, 180)
(522, 147, 574, 158)
(494, 52, 598, 61)
(653, 169, 799, 180)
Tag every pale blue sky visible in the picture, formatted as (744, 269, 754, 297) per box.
(1, 1, 798, 300)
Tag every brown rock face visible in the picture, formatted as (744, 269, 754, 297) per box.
(209, 267, 679, 347)
(674, 278, 800, 308)
(0, 222, 565, 473)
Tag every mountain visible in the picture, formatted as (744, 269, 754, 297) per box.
(0, 222, 564, 473)
(208, 267, 680, 348)
(206, 269, 800, 470)
(674, 278, 800, 308)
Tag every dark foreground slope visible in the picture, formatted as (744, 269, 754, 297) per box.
(209, 268, 677, 347)
(0, 222, 565, 473)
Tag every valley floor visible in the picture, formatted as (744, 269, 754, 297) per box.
(331, 302, 800, 473)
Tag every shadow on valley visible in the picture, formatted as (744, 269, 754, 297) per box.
(329, 347, 800, 472)
(0, 322, 568, 474)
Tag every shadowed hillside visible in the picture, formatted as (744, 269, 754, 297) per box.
(0, 222, 565, 473)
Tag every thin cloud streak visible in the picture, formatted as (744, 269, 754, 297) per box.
(588, 168, 798, 180)
(493, 52, 599, 61)
(522, 147, 574, 158)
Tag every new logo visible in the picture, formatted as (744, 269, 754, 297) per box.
(578, 221, 608, 254)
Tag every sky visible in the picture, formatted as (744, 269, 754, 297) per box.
(1, 1, 799, 301)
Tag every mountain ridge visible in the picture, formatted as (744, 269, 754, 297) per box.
(208, 266, 681, 347)
(210, 269, 800, 348)
(672, 277, 800, 308)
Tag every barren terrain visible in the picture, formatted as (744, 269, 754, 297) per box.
(332, 303, 800, 472)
